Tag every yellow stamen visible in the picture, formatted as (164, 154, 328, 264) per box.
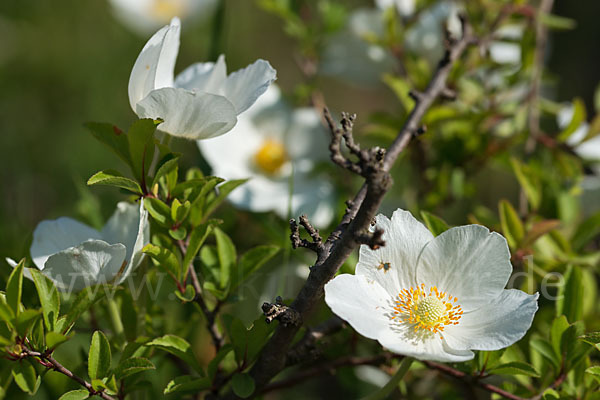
(150, 0, 185, 19)
(254, 139, 288, 174)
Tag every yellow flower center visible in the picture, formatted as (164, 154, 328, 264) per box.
(254, 139, 288, 174)
(150, 0, 185, 20)
(392, 283, 463, 338)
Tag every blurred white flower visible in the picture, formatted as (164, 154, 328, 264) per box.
(558, 105, 600, 162)
(325, 209, 538, 362)
(198, 85, 335, 227)
(375, 0, 415, 17)
(7, 202, 149, 291)
(109, 0, 218, 35)
(129, 17, 277, 140)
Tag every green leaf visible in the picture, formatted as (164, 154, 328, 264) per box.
(30, 269, 60, 332)
(420, 211, 450, 236)
(231, 245, 280, 293)
(15, 309, 41, 337)
(173, 285, 195, 303)
(63, 286, 106, 332)
(168, 226, 187, 241)
(142, 244, 181, 281)
(214, 228, 236, 291)
(531, 338, 560, 369)
(146, 335, 202, 374)
(231, 373, 255, 398)
(541, 388, 560, 400)
(572, 211, 600, 252)
(87, 170, 142, 195)
(114, 357, 155, 380)
(522, 220, 560, 248)
(163, 376, 211, 394)
(539, 12, 577, 31)
(182, 224, 214, 277)
(558, 98, 586, 142)
(85, 122, 131, 167)
(144, 197, 172, 228)
(208, 344, 233, 379)
(171, 199, 191, 223)
(58, 389, 90, 400)
(188, 177, 224, 225)
(151, 154, 180, 189)
(6, 259, 24, 317)
(45, 331, 70, 350)
(550, 316, 569, 358)
(0, 293, 15, 327)
(556, 265, 584, 322)
(88, 331, 112, 381)
(579, 332, 600, 346)
(586, 366, 600, 377)
(12, 362, 39, 394)
(204, 179, 248, 219)
(499, 200, 524, 249)
(510, 158, 541, 210)
(489, 361, 540, 377)
(128, 118, 158, 182)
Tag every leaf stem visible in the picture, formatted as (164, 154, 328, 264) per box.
(363, 357, 414, 400)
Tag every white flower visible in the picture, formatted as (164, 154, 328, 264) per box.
(198, 85, 335, 227)
(324, 209, 538, 362)
(375, 0, 415, 17)
(7, 202, 149, 291)
(558, 105, 600, 162)
(129, 17, 277, 140)
(109, 0, 218, 36)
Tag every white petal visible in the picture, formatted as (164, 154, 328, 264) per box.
(101, 201, 149, 281)
(42, 240, 127, 292)
(291, 175, 336, 228)
(443, 290, 538, 351)
(355, 209, 434, 297)
(128, 17, 180, 111)
(378, 326, 474, 362)
(324, 274, 394, 341)
(30, 218, 102, 270)
(174, 54, 227, 93)
(221, 59, 277, 114)
(416, 225, 512, 312)
(243, 84, 283, 119)
(5, 258, 33, 281)
(575, 134, 600, 160)
(285, 108, 329, 161)
(136, 87, 237, 139)
(489, 42, 521, 64)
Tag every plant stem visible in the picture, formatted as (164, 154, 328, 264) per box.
(107, 297, 124, 341)
(363, 357, 414, 400)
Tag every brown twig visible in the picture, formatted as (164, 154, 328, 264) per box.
(286, 316, 345, 366)
(262, 296, 302, 327)
(21, 348, 116, 400)
(290, 215, 323, 253)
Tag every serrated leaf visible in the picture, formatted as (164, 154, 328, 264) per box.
(489, 361, 539, 377)
(114, 357, 155, 380)
(58, 389, 90, 400)
(12, 362, 39, 394)
(232, 373, 255, 398)
(87, 170, 142, 195)
(146, 335, 202, 374)
(214, 228, 235, 291)
(163, 376, 211, 394)
(85, 122, 131, 167)
(6, 259, 24, 317)
(182, 224, 214, 277)
(88, 331, 112, 380)
(231, 245, 280, 293)
(30, 269, 60, 332)
(499, 200, 524, 249)
(204, 179, 248, 219)
(420, 211, 450, 236)
(143, 197, 172, 227)
(556, 265, 584, 322)
(142, 244, 180, 281)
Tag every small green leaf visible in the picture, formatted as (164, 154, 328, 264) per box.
(151, 154, 180, 189)
(572, 211, 600, 252)
(586, 366, 600, 376)
(163, 376, 211, 394)
(489, 361, 540, 377)
(46, 331, 70, 350)
(30, 269, 60, 332)
(540, 12, 577, 31)
(128, 118, 158, 182)
(541, 388, 560, 400)
(171, 199, 191, 223)
(510, 158, 541, 210)
(142, 244, 181, 281)
(144, 197, 172, 227)
(188, 177, 224, 225)
(85, 122, 131, 167)
(214, 228, 236, 291)
(556, 265, 584, 323)
(550, 316, 569, 358)
(203, 179, 248, 219)
(146, 335, 202, 374)
(232, 373, 255, 398)
(6, 259, 24, 317)
(174, 285, 196, 303)
(15, 309, 41, 337)
(88, 331, 112, 381)
(231, 245, 280, 293)
(182, 224, 214, 277)
(420, 211, 450, 236)
(499, 200, 524, 249)
(58, 389, 90, 400)
(114, 357, 155, 380)
(168, 226, 188, 241)
(87, 170, 142, 195)
(530, 338, 560, 369)
(0, 293, 15, 327)
(12, 362, 39, 394)
(558, 98, 586, 142)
